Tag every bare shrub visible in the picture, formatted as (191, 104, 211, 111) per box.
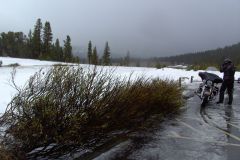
(0, 65, 183, 158)
(0, 145, 16, 160)
(7, 63, 20, 67)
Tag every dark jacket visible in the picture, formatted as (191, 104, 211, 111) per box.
(220, 61, 235, 81)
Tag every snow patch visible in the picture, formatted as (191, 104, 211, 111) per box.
(1, 57, 240, 114)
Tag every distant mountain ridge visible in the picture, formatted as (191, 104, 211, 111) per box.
(160, 42, 240, 66)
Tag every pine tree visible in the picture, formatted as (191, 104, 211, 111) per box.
(2, 31, 29, 57)
(88, 40, 92, 64)
(102, 41, 111, 65)
(124, 51, 130, 66)
(28, 30, 32, 39)
(14, 32, 28, 58)
(42, 21, 53, 58)
(92, 46, 98, 65)
(0, 36, 2, 56)
(32, 18, 42, 58)
(63, 35, 72, 62)
(27, 30, 33, 57)
(54, 38, 63, 61)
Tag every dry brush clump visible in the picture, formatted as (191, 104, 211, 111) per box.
(0, 145, 16, 160)
(0, 66, 183, 158)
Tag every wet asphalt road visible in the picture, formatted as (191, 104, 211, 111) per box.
(93, 82, 240, 160)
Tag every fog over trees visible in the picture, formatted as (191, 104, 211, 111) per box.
(1, 0, 240, 57)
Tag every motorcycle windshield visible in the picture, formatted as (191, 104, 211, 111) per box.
(198, 72, 223, 83)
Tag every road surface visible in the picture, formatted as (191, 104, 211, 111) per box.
(93, 82, 240, 160)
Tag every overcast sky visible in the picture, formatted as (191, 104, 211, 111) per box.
(1, 0, 240, 57)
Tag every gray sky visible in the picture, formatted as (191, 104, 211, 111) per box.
(1, 0, 240, 57)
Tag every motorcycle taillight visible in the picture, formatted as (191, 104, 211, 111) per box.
(204, 91, 211, 96)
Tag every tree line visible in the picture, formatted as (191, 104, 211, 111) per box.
(0, 18, 117, 66)
(0, 18, 79, 62)
(0, 18, 151, 67)
(87, 41, 111, 66)
(159, 43, 240, 67)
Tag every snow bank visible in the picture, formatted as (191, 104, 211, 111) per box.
(0, 57, 63, 66)
(0, 57, 240, 114)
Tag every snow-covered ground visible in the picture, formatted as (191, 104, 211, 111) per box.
(0, 57, 64, 66)
(0, 56, 239, 114)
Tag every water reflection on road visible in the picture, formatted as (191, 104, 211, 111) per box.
(94, 83, 240, 160)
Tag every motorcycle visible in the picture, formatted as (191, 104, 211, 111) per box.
(196, 72, 223, 107)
